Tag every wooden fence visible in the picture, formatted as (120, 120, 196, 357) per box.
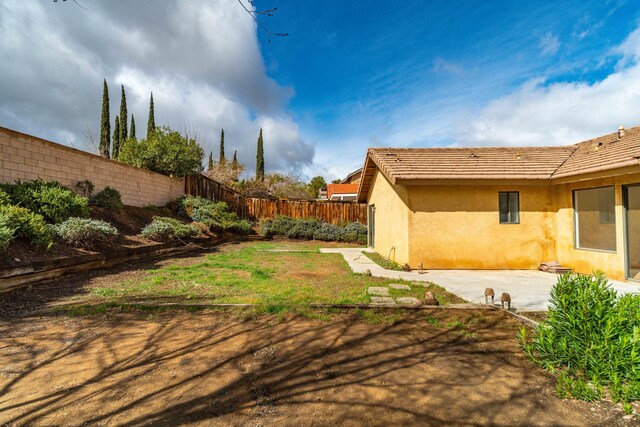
(184, 175, 367, 225)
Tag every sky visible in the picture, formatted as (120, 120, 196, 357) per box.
(1, 0, 640, 181)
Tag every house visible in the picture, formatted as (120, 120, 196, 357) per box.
(357, 126, 640, 281)
(327, 183, 359, 201)
(341, 168, 363, 185)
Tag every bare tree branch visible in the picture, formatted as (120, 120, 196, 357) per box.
(236, 0, 288, 42)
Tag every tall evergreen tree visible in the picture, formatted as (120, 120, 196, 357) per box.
(219, 129, 226, 163)
(130, 114, 136, 140)
(231, 150, 239, 171)
(112, 115, 120, 158)
(208, 151, 214, 171)
(256, 128, 265, 181)
(119, 85, 128, 143)
(99, 79, 111, 158)
(147, 92, 155, 139)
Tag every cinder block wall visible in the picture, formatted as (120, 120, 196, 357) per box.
(0, 127, 184, 207)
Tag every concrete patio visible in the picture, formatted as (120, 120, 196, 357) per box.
(321, 248, 640, 311)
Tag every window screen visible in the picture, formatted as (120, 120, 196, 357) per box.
(574, 187, 616, 252)
(499, 192, 520, 224)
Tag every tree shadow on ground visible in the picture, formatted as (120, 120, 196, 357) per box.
(0, 310, 614, 426)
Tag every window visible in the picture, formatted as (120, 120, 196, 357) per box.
(574, 187, 616, 252)
(499, 192, 520, 224)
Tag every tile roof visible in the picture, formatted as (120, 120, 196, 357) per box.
(357, 125, 640, 201)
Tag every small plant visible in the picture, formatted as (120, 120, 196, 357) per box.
(341, 222, 367, 244)
(75, 180, 95, 197)
(0, 223, 16, 251)
(140, 216, 198, 242)
(0, 205, 53, 247)
(287, 218, 320, 239)
(313, 222, 343, 241)
(52, 217, 118, 249)
(91, 187, 123, 210)
(1, 180, 89, 223)
(177, 196, 251, 234)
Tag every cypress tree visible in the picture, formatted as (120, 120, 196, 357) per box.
(147, 92, 155, 138)
(231, 150, 239, 171)
(256, 128, 265, 181)
(208, 151, 214, 171)
(112, 115, 120, 158)
(99, 79, 111, 158)
(119, 85, 128, 143)
(130, 114, 136, 140)
(219, 129, 226, 163)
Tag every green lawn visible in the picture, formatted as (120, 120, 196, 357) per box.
(89, 241, 461, 306)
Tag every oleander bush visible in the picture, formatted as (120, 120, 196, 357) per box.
(0, 180, 89, 223)
(140, 216, 198, 242)
(91, 187, 123, 210)
(260, 216, 367, 243)
(52, 218, 118, 249)
(519, 273, 640, 407)
(0, 204, 53, 247)
(177, 196, 251, 234)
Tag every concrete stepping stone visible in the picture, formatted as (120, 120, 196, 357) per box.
(396, 297, 421, 305)
(367, 286, 390, 296)
(389, 284, 411, 291)
(370, 297, 396, 306)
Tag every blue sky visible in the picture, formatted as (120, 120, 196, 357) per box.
(1, 0, 640, 180)
(255, 0, 640, 175)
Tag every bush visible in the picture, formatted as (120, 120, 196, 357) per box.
(260, 216, 368, 244)
(313, 222, 343, 241)
(521, 273, 640, 405)
(178, 196, 251, 234)
(140, 217, 198, 242)
(0, 188, 10, 206)
(0, 180, 89, 223)
(91, 187, 123, 210)
(75, 180, 95, 197)
(52, 218, 118, 249)
(287, 218, 321, 239)
(0, 205, 53, 247)
(341, 222, 368, 245)
(0, 223, 16, 251)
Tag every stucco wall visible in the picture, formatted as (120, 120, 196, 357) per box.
(366, 169, 410, 265)
(406, 184, 557, 269)
(0, 127, 184, 207)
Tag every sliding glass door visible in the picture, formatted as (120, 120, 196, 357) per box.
(625, 185, 640, 281)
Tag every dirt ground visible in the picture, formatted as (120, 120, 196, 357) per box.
(0, 309, 633, 426)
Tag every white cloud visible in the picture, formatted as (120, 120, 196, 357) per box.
(539, 32, 560, 56)
(457, 27, 640, 147)
(433, 57, 464, 75)
(0, 0, 313, 174)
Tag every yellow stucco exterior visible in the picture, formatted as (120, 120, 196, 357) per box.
(366, 167, 640, 281)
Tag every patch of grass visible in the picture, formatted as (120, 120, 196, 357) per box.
(353, 308, 406, 325)
(362, 251, 403, 271)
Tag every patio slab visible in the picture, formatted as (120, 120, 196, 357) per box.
(321, 248, 640, 311)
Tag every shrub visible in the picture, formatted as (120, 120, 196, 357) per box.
(0, 205, 53, 247)
(0, 223, 16, 251)
(341, 222, 368, 245)
(91, 187, 123, 210)
(521, 273, 640, 405)
(178, 196, 251, 234)
(52, 217, 118, 249)
(140, 217, 198, 242)
(0, 188, 10, 206)
(287, 218, 321, 239)
(260, 216, 297, 238)
(0, 180, 89, 223)
(313, 222, 343, 241)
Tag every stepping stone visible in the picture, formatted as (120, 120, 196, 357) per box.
(396, 297, 421, 305)
(367, 286, 390, 296)
(389, 283, 411, 291)
(370, 297, 396, 306)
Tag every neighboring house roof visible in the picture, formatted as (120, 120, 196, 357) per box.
(327, 183, 359, 200)
(341, 168, 363, 184)
(358, 125, 640, 202)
